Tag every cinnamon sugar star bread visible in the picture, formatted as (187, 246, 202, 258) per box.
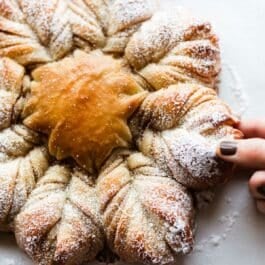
(0, 0, 242, 265)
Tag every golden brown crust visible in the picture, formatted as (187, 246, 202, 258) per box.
(23, 50, 146, 172)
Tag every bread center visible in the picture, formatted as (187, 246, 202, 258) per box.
(23, 50, 146, 172)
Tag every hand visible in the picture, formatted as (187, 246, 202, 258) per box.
(216, 119, 265, 214)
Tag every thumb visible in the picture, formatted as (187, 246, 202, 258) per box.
(216, 138, 265, 169)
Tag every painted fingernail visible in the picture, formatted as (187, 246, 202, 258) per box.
(257, 186, 265, 197)
(220, 141, 237, 156)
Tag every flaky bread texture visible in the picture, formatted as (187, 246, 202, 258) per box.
(0, 0, 220, 88)
(97, 150, 195, 265)
(130, 83, 242, 190)
(15, 165, 104, 265)
(0, 1, 242, 265)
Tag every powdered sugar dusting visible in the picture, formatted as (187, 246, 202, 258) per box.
(220, 62, 249, 116)
(109, 0, 155, 34)
(194, 211, 240, 253)
(125, 6, 215, 71)
(97, 151, 195, 264)
(15, 165, 104, 265)
(0, 1, 240, 264)
(19, 0, 73, 59)
(0, 146, 49, 229)
(130, 81, 238, 190)
(162, 129, 223, 188)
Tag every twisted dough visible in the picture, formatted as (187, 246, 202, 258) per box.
(0, 58, 49, 231)
(0, 1, 242, 265)
(0, 57, 24, 130)
(130, 83, 242, 189)
(125, 8, 220, 88)
(97, 150, 195, 265)
(0, 126, 48, 231)
(0, 0, 220, 88)
(15, 165, 104, 265)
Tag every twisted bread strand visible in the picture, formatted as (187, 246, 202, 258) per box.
(125, 8, 220, 88)
(0, 57, 24, 130)
(97, 150, 195, 265)
(15, 165, 104, 265)
(0, 0, 51, 64)
(0, 0, 106, 63)
(0, 125, 49, 231)
(0, 0, 155, 64)
(0, 0, 219, 90)
(104, 0, 155, 53)
(130, 83, 243, 189)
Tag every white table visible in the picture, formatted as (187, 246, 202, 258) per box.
(1, 0, 265, 264)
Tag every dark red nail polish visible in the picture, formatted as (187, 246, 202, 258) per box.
(220, 141, 237, 156)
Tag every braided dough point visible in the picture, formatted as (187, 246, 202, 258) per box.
(130, 83, 243, 189)
(15, 165, 104, 265)
(0, 57, 50, 231)
(0, 0, 51, 65)
(125, 8, 220, 88)
(97, 150, 195, 265)
(0, 125, 49, 231)
(0, 57, 24, 130)
(104, 0, 155, 54)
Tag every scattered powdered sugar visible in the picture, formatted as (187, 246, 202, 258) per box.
(218, 211, 240, 238)
(194, 211, 240, 252)
(220, 62, 249, 116)
(209, 234, 222, 247)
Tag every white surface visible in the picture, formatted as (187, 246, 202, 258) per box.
(1, 0, 265, 264)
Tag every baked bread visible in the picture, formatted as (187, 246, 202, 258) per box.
(0, 1, 242, 265)
(97, 150, 195, 264)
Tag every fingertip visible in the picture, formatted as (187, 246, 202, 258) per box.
(237, 119, 265, 138)
(248, 170, 265, 200)
(256, 200, 265, 215)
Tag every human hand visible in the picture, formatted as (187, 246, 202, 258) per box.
(216, 119, 265, 214)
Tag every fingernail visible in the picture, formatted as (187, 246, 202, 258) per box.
(220, 141, 237, 156)
(257, 186, 265, 197)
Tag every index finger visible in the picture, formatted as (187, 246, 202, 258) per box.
(237, 119, 265, 139)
